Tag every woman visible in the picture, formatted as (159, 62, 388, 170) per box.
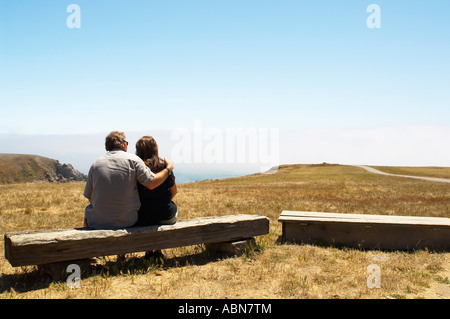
(135, 136, 178, 226)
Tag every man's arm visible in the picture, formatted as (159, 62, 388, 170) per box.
(83, 166, 93, 202)
(146, 158, 174, 190)
(169, 181, 177, 199)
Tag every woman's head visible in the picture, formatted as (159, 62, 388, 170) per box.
(136, 136, 163, 170)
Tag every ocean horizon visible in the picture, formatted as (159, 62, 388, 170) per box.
(174, 170, 256, 184)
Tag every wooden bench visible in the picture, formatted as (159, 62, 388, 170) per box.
(279, 211, 450, 251)
(4, 214, 269, 279)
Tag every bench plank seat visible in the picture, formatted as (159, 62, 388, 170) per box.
(5, 214, 269, 267)
(279, 211, 450, 250)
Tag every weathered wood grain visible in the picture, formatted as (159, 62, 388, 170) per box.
(4, 214, 269, 267)
(278, 211, 450, 250)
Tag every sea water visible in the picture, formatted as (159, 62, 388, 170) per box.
(175, 170, 255, 184)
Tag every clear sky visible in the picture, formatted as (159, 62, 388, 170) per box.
(0, 1, 449, 173)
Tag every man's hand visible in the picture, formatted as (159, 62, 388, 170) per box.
(164, 157, 174, 171)
(146, 158, 174, 190)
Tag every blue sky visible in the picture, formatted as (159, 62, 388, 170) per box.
(0, 1, 449, 173)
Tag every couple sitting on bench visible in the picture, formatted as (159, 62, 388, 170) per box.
(83, 131, 178, 259)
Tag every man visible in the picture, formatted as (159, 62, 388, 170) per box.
(83, 131, 174, 229)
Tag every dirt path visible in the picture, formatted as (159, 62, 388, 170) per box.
(355, 165, 450, 184)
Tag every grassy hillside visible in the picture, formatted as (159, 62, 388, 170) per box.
(0, 154, 86, 184)
(0, 164, 449, 299)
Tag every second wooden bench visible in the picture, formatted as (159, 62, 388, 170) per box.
(279, 210, 450, 251)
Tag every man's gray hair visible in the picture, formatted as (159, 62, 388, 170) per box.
(105, 131, 126, 151)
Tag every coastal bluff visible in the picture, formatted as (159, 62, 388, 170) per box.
(0, 153, 86, 184)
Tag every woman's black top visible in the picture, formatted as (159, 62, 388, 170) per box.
(136, 172, 177, 226)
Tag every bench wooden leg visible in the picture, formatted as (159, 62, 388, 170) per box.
(205, 237, 256, 256)
(38, 258, 95, 281)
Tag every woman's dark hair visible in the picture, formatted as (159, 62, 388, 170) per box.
(135, 136, 165, 172)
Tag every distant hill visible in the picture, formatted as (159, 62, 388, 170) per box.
(0, 154, 87, 184)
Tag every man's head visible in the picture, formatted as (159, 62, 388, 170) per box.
(105, 131, 128, 152)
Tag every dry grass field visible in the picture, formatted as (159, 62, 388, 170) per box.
(0, 164, 449, 299)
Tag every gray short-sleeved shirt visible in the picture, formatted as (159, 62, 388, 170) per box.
(83, 149, 155, 229)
